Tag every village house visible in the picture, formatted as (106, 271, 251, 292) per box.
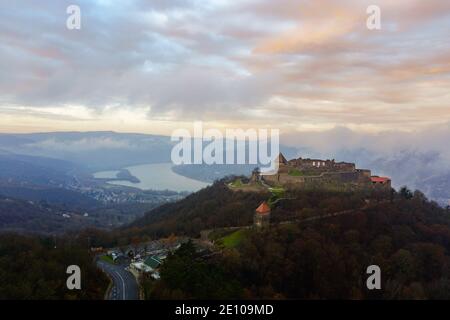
(130, 254, 165, 279)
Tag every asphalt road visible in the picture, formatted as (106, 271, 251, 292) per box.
(97, 260, 139, 300)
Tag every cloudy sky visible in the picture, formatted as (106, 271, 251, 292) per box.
(1, 0, 449, 135)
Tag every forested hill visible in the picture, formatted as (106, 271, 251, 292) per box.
(0, 196, 85, 234)
(141, 188, 450, 299)
(123, 181, 270, 239)
(118, 179, 446, 243)
(120, 179, 378, 240)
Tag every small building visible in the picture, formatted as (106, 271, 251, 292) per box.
(254, 201, 271, 228)
(371, 176, 391, 188)
(131, 255, 164, 275)
(144, 255, 163, 270)
(130, 261, 153, 273)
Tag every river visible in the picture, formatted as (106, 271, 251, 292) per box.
(93, 163, 210, 192)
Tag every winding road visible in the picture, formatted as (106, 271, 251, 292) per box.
(97, 259, 139, 300)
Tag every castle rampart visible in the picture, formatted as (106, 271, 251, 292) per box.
(258, 153, 388, 191)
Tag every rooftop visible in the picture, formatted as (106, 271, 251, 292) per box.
(255, 201, 271, 215)
(371, 176, 391, 183)
(144, 255, 162, 269)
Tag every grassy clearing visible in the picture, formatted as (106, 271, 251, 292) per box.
(217, 229, 247, 248)
(269, 187, 285, 197)
(268, 186, 285, 206)
(288, 168, 304, 176)
(227, 179, 267, 193)
(229, 179, 243, 188)
(208, 229, 233, 241)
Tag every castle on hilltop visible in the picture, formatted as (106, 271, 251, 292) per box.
(254, 153, 391, 190)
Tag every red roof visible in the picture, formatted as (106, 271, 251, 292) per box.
(255, 201, 271, 214)
(371, 176, 390, 183)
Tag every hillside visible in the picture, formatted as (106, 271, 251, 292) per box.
(0, 196, 97, 234)
(0, 184, 99, 209)
(0, 132, 174, 171)
(140, 187, 450, 299)
(123, 180, 270, 239)
(0, 152, 80, 186)
(120, 178, 388, 241)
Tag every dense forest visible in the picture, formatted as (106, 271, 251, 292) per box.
(0, 234, 108, 299)
(143, 189, 450, 299)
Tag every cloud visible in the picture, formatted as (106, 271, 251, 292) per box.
(0, 0, 449, 132)
(281, 122, 450, 199)
(283, 121, 450, 167)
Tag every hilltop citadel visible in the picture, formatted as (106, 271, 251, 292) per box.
(245, 153, 392, 228)
(246, 153, 391, 191)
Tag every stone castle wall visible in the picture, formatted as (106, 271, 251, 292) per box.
(260, 154, 389, 191)
(263, 167, 373, 189)
(286, 158, 355, 172)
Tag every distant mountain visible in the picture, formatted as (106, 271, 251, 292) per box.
(0, 196, 94, 234)
(0, 184, 99, 209)
(0, 131, 299, 174)
(416, 173, 450, 207)
(0, 131, 173, 171)
(329, 148, 450, 206)
(0, 151, 100, 208)
(0, 152, 80, 186)
(0, 141, 186, 234)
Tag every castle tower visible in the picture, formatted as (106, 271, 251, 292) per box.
(254, 201, 271, 228)
(273, 153, 288, 182)
(276, 153, 288, 166)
